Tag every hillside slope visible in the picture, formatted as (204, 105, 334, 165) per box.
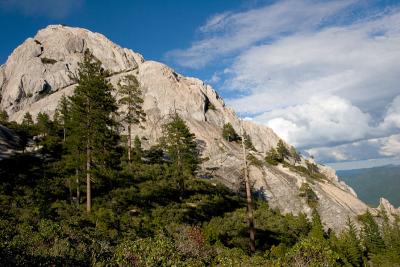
(1, 25, 398, 231)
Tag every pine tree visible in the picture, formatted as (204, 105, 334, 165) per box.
(161, 113, 199, 195)
(54, 94, 70, 142)
(68, 50, 119, 213)
(340, 217, 363, 266)
(222, 123, 239, 142)
(276, 139, 289, 162)
(132, 135, 142, 163)
(290, 146, 301, 164)
(265, 147, 279, 165)
(309, 210, 325, 240)
(360, 210, 385, 255)
(117, 75, 146, 163)
(36, 112, 52, 137)
(22, 112, 34, 127)
(243, 131, 255, 151)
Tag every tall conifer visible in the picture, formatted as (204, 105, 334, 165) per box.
(69, 50, 119, 213)
(117, 75, 145, 163)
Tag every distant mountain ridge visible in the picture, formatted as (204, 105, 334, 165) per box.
(337, 165, 400, 207)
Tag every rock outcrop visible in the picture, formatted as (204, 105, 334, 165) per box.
(1, 25, 398, 231)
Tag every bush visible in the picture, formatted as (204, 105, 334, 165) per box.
(222, 123, 240, 142)
(282, 237, 342, 266)
(114, 232, 181, 266)
(299, 183, 319, 208)
(265, 147, 280, 165)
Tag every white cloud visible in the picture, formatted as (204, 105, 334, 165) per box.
(206, 73, 221, 84)
(380, 134, 400, 157)
(226, 11, 400, 113)
(380, 95, 400, 130)
(166, 0, 356, 68)
(306, 137, 387, 163)
(255, 95, 371, 148)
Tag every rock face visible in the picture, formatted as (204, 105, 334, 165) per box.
(1, 25, 398, 231)
(0, 124, 21, 159)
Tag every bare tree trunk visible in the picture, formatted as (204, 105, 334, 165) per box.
(86, 142, 91, 213)
(128, 123, 131, 163)
(241, 119, 256, 252)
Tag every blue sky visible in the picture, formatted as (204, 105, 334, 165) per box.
(1, 0, 400, 170)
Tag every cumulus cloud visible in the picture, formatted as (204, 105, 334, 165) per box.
(166, 0, 355, 68)
(254, 95, 371, 148)
(380, 95, 400, 130)
(306, 137, 388, 163)
(0, 0, 83, 18)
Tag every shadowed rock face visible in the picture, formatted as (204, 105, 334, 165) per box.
(1, 25, 397, 231)
(0, 124, 21, 159)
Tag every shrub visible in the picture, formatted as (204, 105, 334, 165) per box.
(222, 123, 240, 142)
(299, 183, 319, 208)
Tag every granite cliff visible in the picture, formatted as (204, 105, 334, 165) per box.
(1, 25, 398, 231)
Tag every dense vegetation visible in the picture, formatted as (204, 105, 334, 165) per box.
(0, 52, 399, 266)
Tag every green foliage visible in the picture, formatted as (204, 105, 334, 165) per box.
(299, 183, 319, 208)
(22, 112, 34, 127)
(243, 132, 256, 151)
(0, 109, 9, 124)
(161, 114, 199, 195)
(117, 74, 145, 125)
(68, 49, 120, 185)
(222, 122, 240, 142)
(206, 101, 216, 111)
(359, 210, 386, 255)
(276, 139, 290, 161)
(54, 94, 70, 141)
(265, 147, 280, 165)
(247, 154, 264, 168)
(309, 211, 325, 240)
(265, 139, 290, 166)
(114, 232, 181, 266)
(132, 135, 142, 163)
(1, 51, 399, 266)
(282, 236, 341, 267)
(36, 112, 53, 136)
(284, 160, 326, 181)
(337, 217, 363, 266)
(290, 146, 301, 163)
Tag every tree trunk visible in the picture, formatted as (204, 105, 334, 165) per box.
(128, 123, 132, 163)
(76, 168, 80, 205)
(68, 178, 73, 204)
(241, 119, 256, 252)
(86, 142, 91, 213)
